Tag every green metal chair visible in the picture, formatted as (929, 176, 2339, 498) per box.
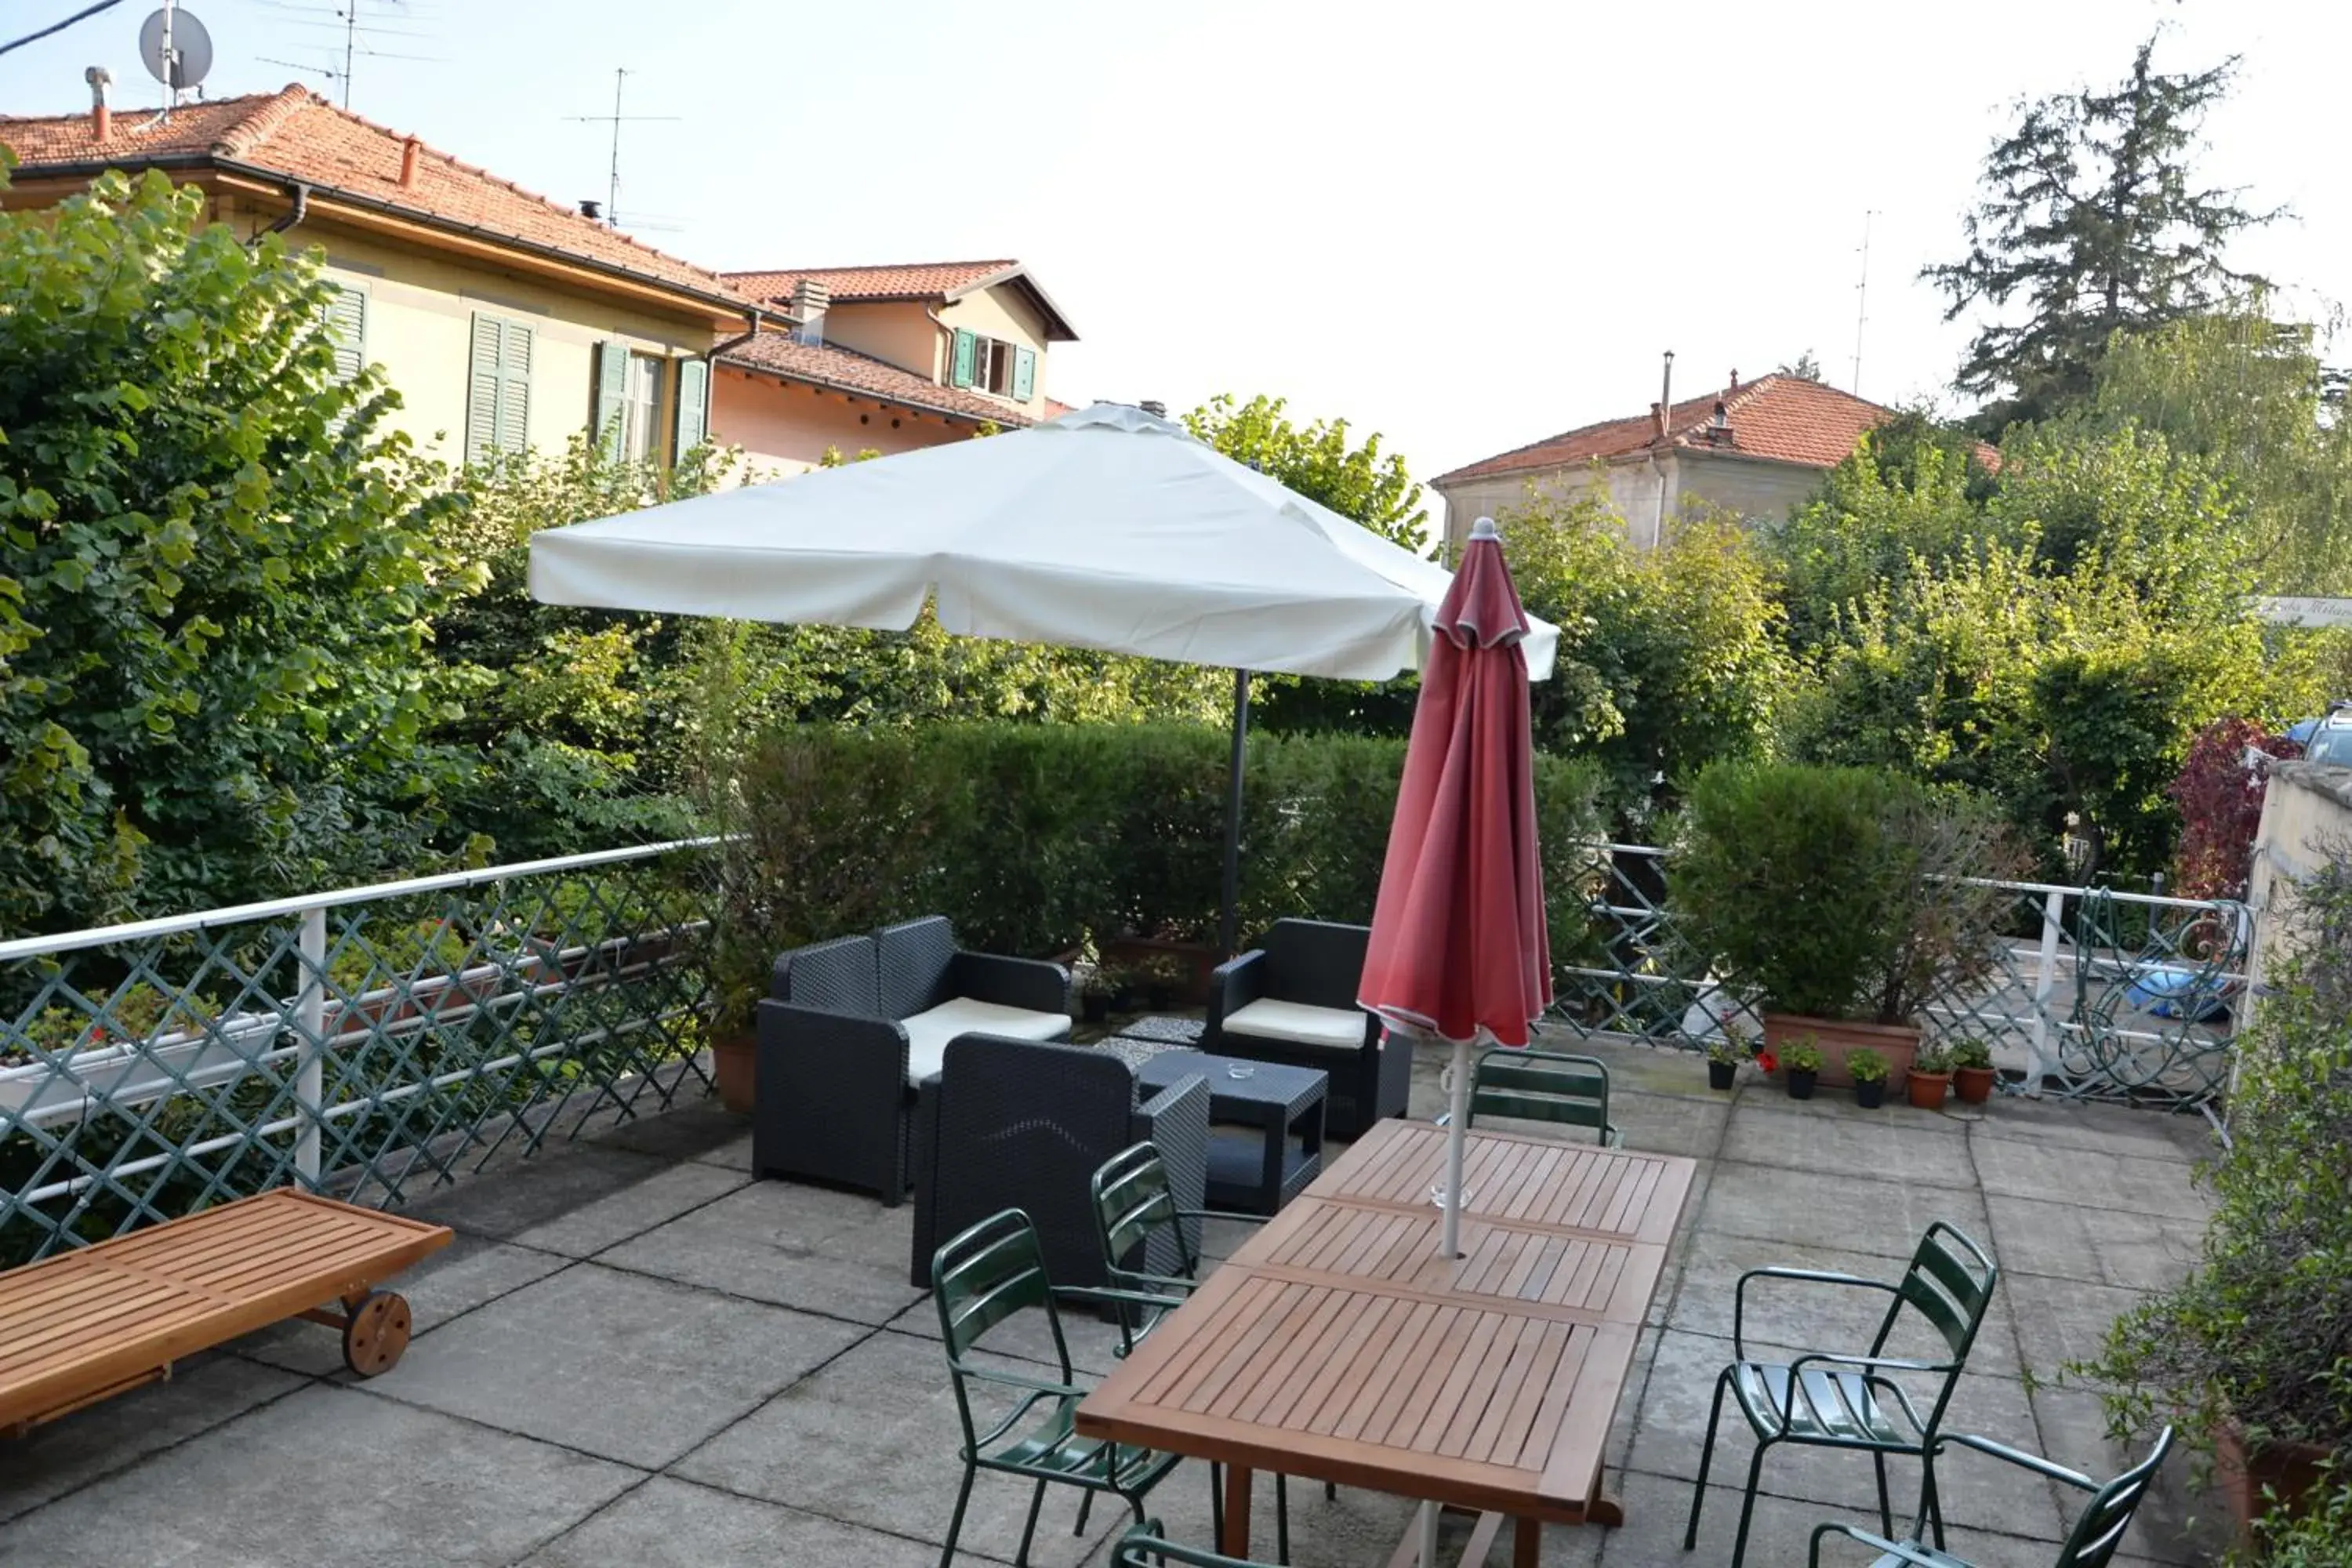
(1091, 1143, 1328, 1564)
(931, 1207, 1182, 1568)
(1112, 1519, 1284, 1566)
(1436, 1047, 1620, 1145)
(1683, 1221, 2001, 1568)
(1808, 1428, 2174, 1568)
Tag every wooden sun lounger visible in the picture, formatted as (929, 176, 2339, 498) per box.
(0, 1188, 452, 1436)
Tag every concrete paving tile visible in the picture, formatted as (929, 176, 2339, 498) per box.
(1973, 1097, 2218, 1164)
(673, 1330, 1121, 1568)
(1720, 1102, 1978, 1185)
(1695, 1160, 1991, 1262)
(521, 1475, 943, 1567)
(371, 1261, 867, 1468)
(1998, 1271, 2150, 1383)
(405, 1143, 683, 1241)
(1981, 1193, 2205, 1294)
(507, 1157, 751, 1258)
(1602, 1091, 1732, 1160)
(590, 1099, 751, 1165)
(233, 1233, 575, 1376)
(598, 1179, 923, 1327)
(1625, 1465, 2078, 1568)
(1625, 1329, 2060, 1544)
(0, 1352, 307, 1525)
(2027, 1382, 2234, 1565)
(1968, 1137, 2212, 1221)
(0, 1381, 639, 1566)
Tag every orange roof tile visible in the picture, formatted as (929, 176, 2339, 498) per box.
(721, 331, 1035, 426)
(1435, 375, 1994, 485)
(0, 86, 750, 311)
(724, 260, 1079, 342)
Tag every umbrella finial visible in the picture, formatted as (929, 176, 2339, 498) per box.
(1470, 516, 1500, 540)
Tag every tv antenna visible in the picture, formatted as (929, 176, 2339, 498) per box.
(567, 68, 680, 232)
(1850, 209, 1878, 398)
(250, 2, 443, 111)
(139, 3, 212, 115)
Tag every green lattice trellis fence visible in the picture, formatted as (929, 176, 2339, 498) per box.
(0, 840, 718, 1265)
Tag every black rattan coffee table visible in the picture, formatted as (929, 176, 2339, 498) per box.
(1134, 1049, 1325, 1214)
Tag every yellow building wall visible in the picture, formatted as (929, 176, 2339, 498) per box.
(818, 301, 944, 383)
(708, 365, 971, 483)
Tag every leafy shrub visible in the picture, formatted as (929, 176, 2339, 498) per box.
(1672, 763, 2024, 1023)
(2170, 716, 2300, 901)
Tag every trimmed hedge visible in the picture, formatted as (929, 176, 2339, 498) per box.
(717, 723, 1602, 999)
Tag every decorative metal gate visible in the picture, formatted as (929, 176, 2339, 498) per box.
(0, 840, 717, 1265)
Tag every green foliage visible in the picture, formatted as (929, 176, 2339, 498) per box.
(1671, 762, 2024, 1025)
(1499, 485, 1789, 831)
(1911, 1040, 1955, 1076)
(1947, 1036, 1994, 1071)
(1780, 1037, 1824, 1073)
(1182, 393, 1429, 553)
(708, 722, 1603, 1019)
(1923, 36, 2275, 431)
(1845, 1046, 1890, 1083)
(2072, 853, 2352, 1489)
(0, 170, 470, 935)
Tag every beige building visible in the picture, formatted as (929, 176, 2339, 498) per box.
(1432, 370, 1937, 557)
(1, 82, 761, 468)
(710, 262, 1080, 477)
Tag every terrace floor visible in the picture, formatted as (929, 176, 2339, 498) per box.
(0, 1036, 2230, 1567)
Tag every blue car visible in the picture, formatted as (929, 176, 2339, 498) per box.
(2289, 702, 2352, 768)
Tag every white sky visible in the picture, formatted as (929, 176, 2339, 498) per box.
(5, 0, 2346, 518)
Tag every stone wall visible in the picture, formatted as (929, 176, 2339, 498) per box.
(2247, 759, 2352, 990)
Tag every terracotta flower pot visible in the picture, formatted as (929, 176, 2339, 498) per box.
(1906, 1070, 1952, 1111)
(2216, 1420, 2335, 1541)
(1762, 1014, 1922, 1090)
(1953, 1065, 1996, 1105)
(712, 1031, 757, 1115)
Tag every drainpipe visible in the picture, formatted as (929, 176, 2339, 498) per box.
(705, 307, 764, 365)
(251, 181, 309, 243)
(924, 303, 956, 381)
(1650, 349, 1675, 551)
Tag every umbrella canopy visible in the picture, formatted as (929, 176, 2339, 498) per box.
(1358, 516, 1552, 1049)
(529, 402, 1558, 683)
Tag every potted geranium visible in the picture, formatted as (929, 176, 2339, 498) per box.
(1672, 762, 2022, 1091)
(1704, 1038, 1744, 1091)
(1781, 1037, 1824, 1101)
(1950, 1037, 1997, 1104)
(1906, 1041, 1955, 1109)
(1846, 1046, 1889, 1109)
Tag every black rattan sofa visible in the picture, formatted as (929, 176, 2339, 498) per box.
(1202, 917, 1408, 1140)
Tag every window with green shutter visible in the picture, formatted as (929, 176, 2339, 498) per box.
(465, 312, 533, 463)
(592, 339, 631, 460)
(321, 283, 367, 385)
(1011, 346, 1036, 402)
(674, 358, 710, 459)
(950, 328, 977, 389)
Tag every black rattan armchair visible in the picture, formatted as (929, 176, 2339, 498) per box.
(1203, 918, 1406, 1139)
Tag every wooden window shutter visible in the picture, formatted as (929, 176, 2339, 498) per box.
(466, 312, 502, 464)
(673, 358, 710, 459)
(950, 328, 976, 389)
(323, 284, 367, 385)
(496, 321, 532, 456)
(1011, 347, 1036, 402)
(593, 339, 630, 459)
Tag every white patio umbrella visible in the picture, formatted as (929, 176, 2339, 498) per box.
(529, 402, 1557, 950)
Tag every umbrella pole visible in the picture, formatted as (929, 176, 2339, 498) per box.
(1441, 1034, 1472, 1260)
(1419, 1499, 1440, 1566)
(1219, 667, 1252, 957)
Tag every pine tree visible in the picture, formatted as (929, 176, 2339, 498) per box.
(1923, 37, 2276, 433)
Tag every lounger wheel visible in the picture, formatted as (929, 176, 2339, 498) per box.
(340, 1290, 412, 1377)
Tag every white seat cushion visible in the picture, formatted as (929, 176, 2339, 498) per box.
(1223, 998, 1368, 1054)
(903, 998, 1071, 1083)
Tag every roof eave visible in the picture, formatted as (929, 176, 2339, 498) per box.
(944, 265, 1080, 342)
(717, 351, 1031, 428)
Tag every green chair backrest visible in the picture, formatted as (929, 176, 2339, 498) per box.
(2055, 1427, 2172, 1568)
(932, 1207, 1071, 1375)
(1091, 1143, 1201, 1289)
(1114, 1520, 1280, 1567)
(1870, 1221, 1998, 1428)
(1465, 1047, 1613, 1141)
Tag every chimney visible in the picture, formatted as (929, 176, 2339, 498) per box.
(85, 66, 111, 144)
(398, 136, 421, 190)
(1140, 400, 1167, 418)
(790, 279, 830, 346)
(1728, 368, 1740, 394)
(578, 198, 602, 220)
(1708, 399, 1734, 447)
(1650, 401, 1668, 441)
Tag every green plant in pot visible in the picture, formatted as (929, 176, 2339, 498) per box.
(1138, 951, 1192, 1011)
(1948, 1036, 1997, 1105)
(1906, 1040, 1954, 1109)
(2067, 854, 2352, 1548)
(1846, 1046, 1890, 1109)
(1780, 1036, 1824, 1101)
(1672, 762, 2023, 1091)
(1703, 1036, 1747, 1091)
(1073, 932, 1115, 1025)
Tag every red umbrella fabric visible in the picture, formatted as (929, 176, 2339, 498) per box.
(1358, 517, 1552, 1046)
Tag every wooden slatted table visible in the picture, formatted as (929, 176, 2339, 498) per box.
(1076, 1119, 1696, 1566)
(0, 1189, 452, 1435)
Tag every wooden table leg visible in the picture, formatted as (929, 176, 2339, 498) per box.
(1221, 1464, 1254, 1557)
(1514, 1514, 1541, 1568)
(1586, 1491, 1624, 1528)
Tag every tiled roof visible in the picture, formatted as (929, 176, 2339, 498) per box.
(722, 261, 1018, 303)
(1434, 375, 1992, 485)
(0, 86, 748, 309)
(721, 331, 1035, 426)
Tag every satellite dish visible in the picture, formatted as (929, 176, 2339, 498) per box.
(139, 9, 214, 92)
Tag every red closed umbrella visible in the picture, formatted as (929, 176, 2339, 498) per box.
(1359, 517, 1551, 1250)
